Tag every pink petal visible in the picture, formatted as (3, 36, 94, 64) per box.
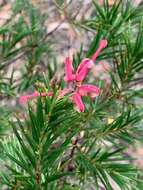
(78, 84, 100, 98)
(41, 92, 53, 97)
(76, 58, 93, 82)
(64, 57, 75, 82)
(71, 92, 85, 112)
(32, 91, 53, 98)
(19, 95, 29, 104)
(19, 91, 53, 105)
(33, 91, 39, 97)
(76, 58, 91, 73)
(92, 39, 108, 61)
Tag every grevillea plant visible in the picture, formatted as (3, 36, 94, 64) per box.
(1, 1, 143, 190)
(19, 40, 107, 112)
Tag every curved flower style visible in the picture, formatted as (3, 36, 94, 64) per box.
(19, 39, 108, 112)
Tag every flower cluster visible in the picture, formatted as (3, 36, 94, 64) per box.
(19, 39, 107, 112)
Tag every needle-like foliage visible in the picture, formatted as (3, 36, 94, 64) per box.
(1, 0, 143, 189)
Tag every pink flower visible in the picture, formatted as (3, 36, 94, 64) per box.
(19, 91, 53, 104)
(72, 92, 85, 112)
(78, 85, 100, 98)
(76, 58, 93, 82)
(63, 39, 107, 112)
(64, 57, 75, 82)
(19, 39, 108, 112)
